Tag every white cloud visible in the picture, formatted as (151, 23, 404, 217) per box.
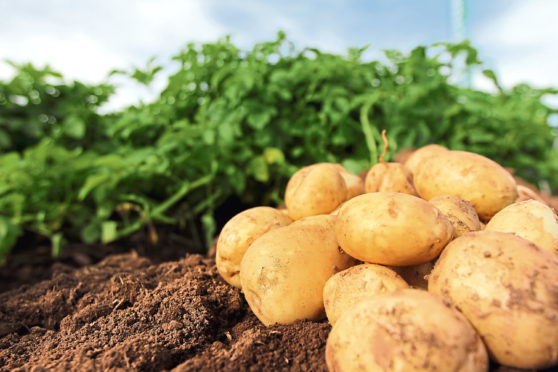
(474, 0, 558, 89)
(0, 0, 224, 110)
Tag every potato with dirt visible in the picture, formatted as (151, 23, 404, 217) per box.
(429, 195, 481, 238)
(485, 200, 558, 256)
(240, 215, 355, 326)
(326, 289, 488, 372)
(335, 192, 453, 266)
(216, 207, 292, 288)
(414, 150, 518, 220)
(390, 260, 435, 290)
(429, 231, 558, 369)
(285, 164, 348, 220)
(323, 264, 409, 325)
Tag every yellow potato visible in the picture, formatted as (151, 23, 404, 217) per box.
(429, 195, 481, 238)
(429, 231, 558, 369)
(516, 185, 549, 205)
(216, 207, 292, 288)
(391, 260, 435, 290)
(323, 264, 409, 325)
(335, 192, 454, 266)
(285, 164, 348, 220)
(326, 289, 488, 372)
(404, 144, 448, 175)
(240, 215, 355, 326)
(364, 162, 417, 195)
(328, 163, 365, 199)
(414, 151, 518, 221)
(485, 200, 558, 255)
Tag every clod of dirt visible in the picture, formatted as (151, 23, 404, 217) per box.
(0, 252, 329, 371)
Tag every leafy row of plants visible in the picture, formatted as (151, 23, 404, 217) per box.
(1, 32, 557, 262)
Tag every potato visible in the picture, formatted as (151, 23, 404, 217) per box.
(429, 195, 481, 238)
(391, 260, 435, 290)
(239, 215, 355, 325)
(326, 289, 488, 372)
(485, 200, 558, 256)
(335, 192, 454, 266)
(429, 231, 558, 369)
(364, 162, 417, 195)
(404, 144, 448, 175)
(216, 207, 292, 288)
(414, 151, 518, 221)
(516, 185, 549, 205)
(285, 164, 348, 220)
(323, 264, 409, 325)
(329, 163, 365, 199)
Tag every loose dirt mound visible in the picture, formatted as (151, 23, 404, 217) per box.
(0, 253, 328, 371)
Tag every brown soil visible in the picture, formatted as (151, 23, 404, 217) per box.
(0, 252, 329, 371)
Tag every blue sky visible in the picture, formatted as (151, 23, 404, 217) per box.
(1, 0, 557, 110)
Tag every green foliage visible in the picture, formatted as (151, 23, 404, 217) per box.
(0, 61, 114, 152)
(0, 33, 557, 261)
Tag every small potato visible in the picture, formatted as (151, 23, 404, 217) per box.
(430, 195, 481, 238)
(391, 260, 435, 290)
(414, 151, 518, 221)
(240, 215, 355, 326)
(326, 289, 488, 372)
(328, 163, 365, 200)
(323, 264, 409, 325)
(404, 144, 448, 175)
(485, 200, 558, 256)
(216, 207, 292, 288)
(285, 164, 348, 220)
(429, 231, 558, 369)
(335, 192, 454, 266)
(364, 162, 417, 195)
(516, 185, 549, 205)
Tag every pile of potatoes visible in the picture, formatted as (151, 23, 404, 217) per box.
(215, 144, 558, 371)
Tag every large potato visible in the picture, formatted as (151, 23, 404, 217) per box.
(335, 192, 454, 266)
(404, 144, 448, 175)
(216, 207, 292, 288)
(326, 289, 488, 372)
(364, 162, 417, 195)
(285, 164, 348, 220)
(429, 231, 558, 369)
(429, 195, 481, 238)
(323, 264, 409, 325)
(414, 151, 518, 220)
(240, 215, 355, 326)
(485, 200, 558, 256)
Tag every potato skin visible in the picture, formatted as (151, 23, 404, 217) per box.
(429, 231, 558, 369)
(364, 162, 417, 195)
(485, 200, 558, 256)
(404, 144, 448, 175)
(285, 164, 348, 220)
(239, 215, 355, 326)
(326, 289, 488, 372)
(216, 207, 292, 288)
(414, 151, 518, 221)
(323, 264, 409, 325)
(429, 195, 481, 238)
(335, 192, 454, 266)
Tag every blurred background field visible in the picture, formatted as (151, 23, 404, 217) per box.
(1, 0, 557, 263)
